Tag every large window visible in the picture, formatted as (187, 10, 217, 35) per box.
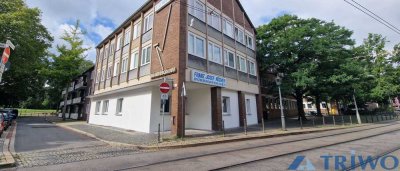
(246, 34, 254, 49)
(238, 56, 247, 72)
(208, 42, 221, 64)
(133, 22, 141, 39)
(102, 100, 109, 114)
(207, 8, 220, 30)
(144, 13, 154, 32)
(116, 98, 124, 115)
(114, 62, 119, 76)
(121, 57, 128, 73)
(188, 0, 205, 22)
(130, 50, 139, 70)
(223, 19, 234, 38)
(116, 35, 122, 51)
(222, 96, 231, 114)
(188, 32, 205, 58)
(141, 45, 151, 66)
(124, 29, 131, 46)
(224, 49, 235, 68)
(248, 60, 256, 76)
(235, 27, 245, 44)
(95, 101, 101, 114)
(246, 99, 251, 115)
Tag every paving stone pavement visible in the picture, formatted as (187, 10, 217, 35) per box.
(0, 133, 4, 164)
(14, 144, 151, 168)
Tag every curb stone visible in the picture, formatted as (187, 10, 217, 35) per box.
(0, 121, 17, 168)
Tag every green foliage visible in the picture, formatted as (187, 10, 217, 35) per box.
(0, 0, 53, 107)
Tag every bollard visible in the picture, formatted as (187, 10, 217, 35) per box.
(365, 116, 369, 123)
(371, 115, 374, 123)
(341, 115, 345, 126)
(312, 116, 315, 127)
(349, 115, 353, 125)
(381, 115, 384, 121)
(222, 120, 225, 137)
(322, 116, 325, 126)
(300, 118, 303, 129)
(158, 124, 161, 143)
(244, 118, 247, 135)
(262, 119, 265, 133)
(333, 116, 336, 126)
(376, 115, 379, 122)
(385, 115, 388, 120)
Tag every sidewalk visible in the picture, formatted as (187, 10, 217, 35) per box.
(0, 122, 16, 168)
(45, 115, 398, 149)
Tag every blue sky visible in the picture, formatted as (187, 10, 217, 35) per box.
(25, 0, 400, 61)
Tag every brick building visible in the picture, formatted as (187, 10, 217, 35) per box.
(89, 0, 261, 136)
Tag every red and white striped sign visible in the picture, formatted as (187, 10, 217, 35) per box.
(1, 47, 10, 64)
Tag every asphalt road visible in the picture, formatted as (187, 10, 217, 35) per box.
(11, 120, 400, 171)
(14, 117, 101, 153)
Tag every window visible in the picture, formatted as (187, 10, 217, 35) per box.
(188, 32, 205, 58)
(303, 104, 306, 109)
(116, 35, 122, 50)
(246, 99, 251, 115)
(160, 96, 170, 114)
(96, 72, 100, 83)
(114, 62, 119, 76)
(208, 42, 221, 64)
(322, 103, 327, 109)
(104, 46, 109, 57)
(189, 0, 205, 21)
(246, 34, 254, 49)
(102, 100, 109, 114)
(235, 27, 245, 44)
(307, 104, 312, 109)
(144, 13, 154, 32)
(95, 101, 101, 114)
(224, 49, 235, 68)
(141, 45, 151, 66)
(222, 96, 231, 114)
(207, 8, 221, 30)
(116, 98, 124, 115)
(109, 43, 114, 56)
(100, 69, 105, 81)
(248, 60, 256, 76)
(238, 56, 247, 72)
(130, 50, 139, 70)
(223, 19, 234, 38)
(107, 66, 112, 79)
(133, 22, 141, 39)
(121, 58, 128, 73)
(124, 29, 131, 45)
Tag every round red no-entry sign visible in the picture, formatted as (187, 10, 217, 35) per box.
(160, 82, 170, 94)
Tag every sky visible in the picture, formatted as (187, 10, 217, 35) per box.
(25, 0, 400, 62)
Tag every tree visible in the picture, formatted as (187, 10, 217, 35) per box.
(0, 0, 53, 107)
(41, 20, 93, 120)
(257, 15, 354, 120)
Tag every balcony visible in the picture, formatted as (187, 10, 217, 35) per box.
(60, 101, 64, 107)
(61, 90, 66, 95)
(66, 99, 72, 105)
(75, 81, 86, 90)
(73, 97, 82, 104)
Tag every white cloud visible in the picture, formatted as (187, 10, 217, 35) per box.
(93, 24, 114, 40)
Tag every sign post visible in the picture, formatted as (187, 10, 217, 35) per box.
(0, 40, 14, 83)
(160, 81, 171, 136)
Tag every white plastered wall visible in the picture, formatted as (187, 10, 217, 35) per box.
(245, 93, 258, 126)
(221, 89, 240, 129)
(185, 88, 212, 130)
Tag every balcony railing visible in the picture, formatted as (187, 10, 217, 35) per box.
(68, 86, 74, 92)
(60, 101, 64, 107)
(66, 99, 72, 105)
(75, 81, 86, 90)
(73, 97, 82, 104)
(62, 90, 66, 95)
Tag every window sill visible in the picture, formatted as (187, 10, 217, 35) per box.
(222, 114, 231, 116)
(102, 113, 108, 115)
(141, 63, 150, 67)
(188, 53, 206, 59)
(160, 113, 171, 116)
(116, 113, 123, 116)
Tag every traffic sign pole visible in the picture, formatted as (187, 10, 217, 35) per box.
(159, 80, 171, 139)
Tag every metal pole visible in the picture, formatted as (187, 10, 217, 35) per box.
(353, 91, 362, 124)
(262, 119, 265, 133)
(278, 85, 286, 131)
(222, 120, 225, 137)
(244, 118, 247, 135)
(349, 115, 353, 125)
(333, 116, 336, 126)
(300, 118, 303, 129)
(162, 99, 165, 134)
(158, 123, 161, 143)
(341, 115, 344, 126)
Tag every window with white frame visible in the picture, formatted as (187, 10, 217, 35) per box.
(109, 43, 114, 56)
(141, 45, 151, 66)
(121, 57, 128, 73)
(222, 96, 231, 114)
(144, 13, 154, 32)
(248, 60, 256, 76)
(246, 99, 251, 115)
(207, 7, 221, 30)
(235, 27, 245, 44)
(188, 0, 205, 22)
(238, 56, 247, 73)
(246, 34, 254, 49)
(133, 22, 141, 39)
(116, 35, 122, 50)
(102, 100, 109, 114)
(124, 29, 131, 46)
(114, 62, 119, 76)
(116, 98, 124, 115)
(101, 69, 105, 81)
(95, 101, 101, 114)
(160, 96, 170, 114)
(208, 42, 221, 64)
(130, 50, 139, 70)
(223, 19, 234, 38)
(107, 66, 112, 79)
(224, 49, 235, 68)
(188, 32, 205, 58)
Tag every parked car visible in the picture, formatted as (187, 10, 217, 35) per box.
(0, 114, 4, 137)
(1, 109, 18, 119)
(2, 113, 12, 130)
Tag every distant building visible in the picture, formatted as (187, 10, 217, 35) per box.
(303, 98, 339, 115)
(59, 66, 95, 120)
(89, 0, 261, 136)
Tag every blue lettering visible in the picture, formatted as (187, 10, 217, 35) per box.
(358, 156, 379, 170)
(335, 156, 347, 170)
(380, 155, 399, 170)
(321, 155, 333, 170)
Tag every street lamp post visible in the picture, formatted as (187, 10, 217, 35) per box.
(276, 74, 286, 131)
(353, 89, 362, 124)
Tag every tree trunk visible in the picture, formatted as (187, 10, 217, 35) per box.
(62, 85, 68, 121)
(336, 100, 341, 115)
(315, 94, 322, 116)
(295, 89, 307, 121)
